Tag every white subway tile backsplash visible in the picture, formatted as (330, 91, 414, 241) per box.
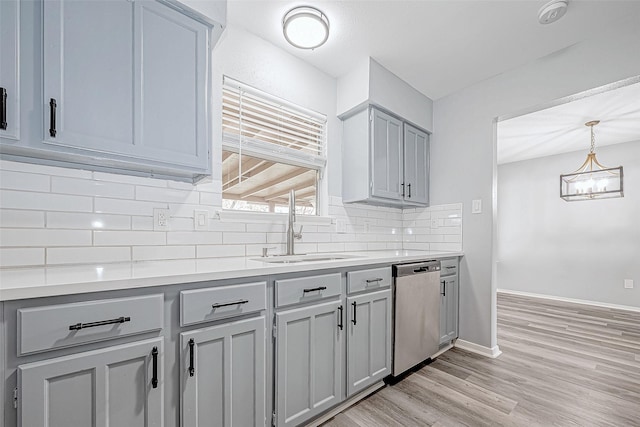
(197, 244, 245, 258)
(94, 231, 166, 246)
(136, 186, 199, 204)
(95, 198, 165, 216)
(1, 190, 93, 212)
(0, 210, 45, 228)
(52, 176, 134, 199)
(47, 212, 131, 230)
(166, 231, 222, 245)
(133, 245, 196, 261)
(47, 247, 131, 265)
(0, 248, 45, 267)
(0, 170, 51, 192)
(0, 159, 463, 267)
(0, 229, 91, 247)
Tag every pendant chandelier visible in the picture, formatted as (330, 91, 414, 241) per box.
(560, 120, 623, 201)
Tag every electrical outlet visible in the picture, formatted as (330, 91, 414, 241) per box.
(431, 219, 439, 229)
(153, 208, 170, 231)
(624, 279, 634, 289)
(336, 219, 347, 234)
(194, 210, 209, 231)
(472, 199, 482, 214)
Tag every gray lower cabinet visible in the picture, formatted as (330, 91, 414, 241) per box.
(275, 300, 343, 427)
(180, 316, 266, 427)
(439, 275, 459, 345)
(346, 289, 392, 396)
(17, 337, 164, 427)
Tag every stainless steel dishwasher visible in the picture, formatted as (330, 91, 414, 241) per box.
(392, 260, 441, 377)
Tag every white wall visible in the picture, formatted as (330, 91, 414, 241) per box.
(431, 24, 640, 349)
(497, 141, 640, 308)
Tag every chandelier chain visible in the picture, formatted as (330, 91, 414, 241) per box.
(590, 125, 596, 153)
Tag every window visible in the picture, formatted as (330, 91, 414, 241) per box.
(221, 77, 327, 215)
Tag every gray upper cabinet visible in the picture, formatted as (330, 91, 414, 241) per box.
(181, 316, 266, 427)
(2, 0, 216, 182)
(371, 109, 404, 201)
(346, 289, 392, 396)
(0, 0, 20, 141)
(18, 337, 164, 427)
(342, 106, 430, 207)
(403, 124, 430, 205)
(275, 300, 342, 427)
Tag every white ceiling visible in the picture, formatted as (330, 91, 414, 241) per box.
(227, 0, 640, 100)
(497, 81, 640, 164)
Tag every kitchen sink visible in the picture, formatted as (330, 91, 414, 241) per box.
(254, 254, 362, 264)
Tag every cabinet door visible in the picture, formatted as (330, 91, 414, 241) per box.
(275, 300, 342, 427)
(181, 316, 266, 427)
(403, 124, 430, 205)
(371, 108, 403, 200)
(346, 289, 392, 396)
(439, 276, 459, 345)
(0, 0, 20, 140)
(18, 337, 164, 427)
(43, 0, 136, 154)
(136, 1, 210, 170)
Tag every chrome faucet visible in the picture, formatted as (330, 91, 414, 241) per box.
(286, 189, 303, 255)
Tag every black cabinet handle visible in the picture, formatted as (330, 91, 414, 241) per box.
(441, 280, 446, 296)
(69, 316, 130, 331)
(338, 305, 343, 330)
(408, 183, 411, 198)
(0, 87, 7, 130)
(351, 301, 357, 325)
(151, 346, 159, 389)
(303, 286, 326, 293)
(212, 299, 249, 309)
(401, 182, 405, 197)
(49, 98, 57, 137)
(366, 278, 383, 284)
(188, 339, 195, 377)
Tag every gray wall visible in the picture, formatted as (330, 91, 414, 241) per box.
(497, 141, 640, 308)
(430, 23, 640, 349)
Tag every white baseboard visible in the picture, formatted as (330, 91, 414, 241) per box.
(497, 289, 640, 313)
(454, 339, 502, 358)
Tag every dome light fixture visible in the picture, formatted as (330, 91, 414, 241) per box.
(282, 6, 330, 50)
(538, 0, 569, 25)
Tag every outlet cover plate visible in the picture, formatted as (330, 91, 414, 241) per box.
(194, 210, 209, 231)
(153, 208, 170, 231)
(624, 279, 634, 289)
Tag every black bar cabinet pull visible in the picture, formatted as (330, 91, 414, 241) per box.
(337, 305, 344, 330)
(303, 286, 326, 293)
(351, 301, 357, 325)
(408, 183, 412, 198)
(69, 316, 130, 331)
(212, 299, 249, 309)
(401, 182, 405, 197)
(49, 98, 57, 137)
(366, 278, 383, 284)
(188, 339, 195, 377)
(151, 347, 159, 388)
(441, 280, 446, 296)
(0, 88, 7, 130)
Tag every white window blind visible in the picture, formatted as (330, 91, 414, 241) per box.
(222, 77, 327, 170)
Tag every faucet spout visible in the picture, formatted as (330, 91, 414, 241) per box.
(286, 190, 296, 255)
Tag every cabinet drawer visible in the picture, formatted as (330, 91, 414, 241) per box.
(275, 273, 341, 308)
(180, 281, 267, 326)
(18, 294, 164, 356)
(441, 258, 458, 276)
(347, 267, 392, 294)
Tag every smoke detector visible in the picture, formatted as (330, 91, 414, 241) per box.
(538, 0, 568, 24)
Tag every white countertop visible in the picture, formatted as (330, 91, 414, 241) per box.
(0, 250, 462, 301)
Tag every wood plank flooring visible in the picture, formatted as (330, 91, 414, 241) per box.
(321, 293, 640, 426)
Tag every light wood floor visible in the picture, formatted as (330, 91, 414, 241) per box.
(322, 293, 640, 426)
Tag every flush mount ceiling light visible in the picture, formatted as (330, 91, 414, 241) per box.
(538, 0, 568, 24)
(282, 6, 329, 50)
(560, 120, 624, 201)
